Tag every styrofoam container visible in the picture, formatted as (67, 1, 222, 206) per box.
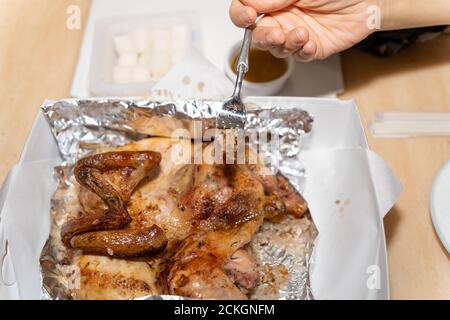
(0, 97, 401, 299)
(88, 13, 202, 96)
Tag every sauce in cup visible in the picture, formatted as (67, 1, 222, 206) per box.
(230, 49, 288, 83)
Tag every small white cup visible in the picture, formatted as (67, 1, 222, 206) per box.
(225, 42, 294, 96)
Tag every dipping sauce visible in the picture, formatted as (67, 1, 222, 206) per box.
(231, 49, 288, 83)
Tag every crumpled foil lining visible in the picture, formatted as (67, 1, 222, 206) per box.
(40, 98, 317, 300)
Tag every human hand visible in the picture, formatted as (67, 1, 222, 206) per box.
(230, 0, 382, 62)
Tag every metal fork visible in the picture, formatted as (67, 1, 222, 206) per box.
(216, 27, 254, 129)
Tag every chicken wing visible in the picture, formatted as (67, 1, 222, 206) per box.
(64, 138, 194, 299)
(61, 150, 167, 258)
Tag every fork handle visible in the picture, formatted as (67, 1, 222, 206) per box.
(235, 15, 265, 74)
(235, 28, 253, 74)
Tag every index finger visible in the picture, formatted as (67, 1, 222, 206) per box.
(241, 0, 297, 13)
(230, 0, 257, 27)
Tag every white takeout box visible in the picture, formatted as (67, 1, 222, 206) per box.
(0, 96, 401, 300)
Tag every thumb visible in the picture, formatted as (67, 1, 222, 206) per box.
(241, 0, 297, 13)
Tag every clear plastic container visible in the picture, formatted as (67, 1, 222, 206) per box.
(88, 13, 202, 96)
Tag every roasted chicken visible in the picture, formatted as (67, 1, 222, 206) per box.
(61, 151, 167, 258)
(56, 137, 308, 299)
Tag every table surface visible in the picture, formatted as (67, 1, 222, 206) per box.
(0, 0, 449, 299)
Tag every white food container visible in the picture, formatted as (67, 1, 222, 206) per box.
(0, 97, 401, 300)
(88, 13, 202, 96)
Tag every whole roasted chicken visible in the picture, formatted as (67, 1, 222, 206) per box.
(54, 137, 307, 299)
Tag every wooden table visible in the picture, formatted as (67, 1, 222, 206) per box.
(340, 38, 450, 299)
(0, 0, 449, 299)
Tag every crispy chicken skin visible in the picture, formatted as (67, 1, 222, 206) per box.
(164, 162, 267, 299)
(180, 163, 266, 230)
(61, 151, 166, 258)
(70, 225, 167, 259)
(165, 217, 264, 299)
(58, 138, 308, 300)
(223, 249, 260, 293)
(74, 255, 160, 300)
(69, 138, 194, 300)
(258, 173, 308, 218)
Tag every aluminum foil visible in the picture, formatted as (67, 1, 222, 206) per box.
(40, 98, 317, 300)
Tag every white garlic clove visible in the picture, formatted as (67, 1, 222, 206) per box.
(148, 54, 171, 79)
(117, 52, 138, 67)
(132, 29, 153, 54)
(112, 66, 133, 83)
(137, 52, 152, 67)
(113, 33, 135, 55)
(152, 38, 171, 54)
